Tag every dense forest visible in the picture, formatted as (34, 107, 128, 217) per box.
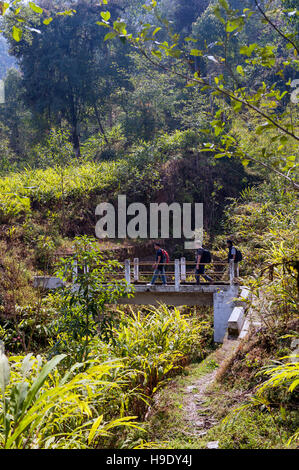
(0, 0, 298, 453)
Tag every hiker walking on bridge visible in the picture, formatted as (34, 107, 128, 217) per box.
(147, 243, 168, 286)
(227, 239, 242, 280)
(195, 245, 213, 284)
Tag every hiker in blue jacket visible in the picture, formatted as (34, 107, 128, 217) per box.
(195, 245, 213, 284)
(147, 242, 167, 286)
(227, 239, 240, 278)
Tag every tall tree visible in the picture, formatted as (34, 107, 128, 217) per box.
(5, 0, 132, 156)
(161, 0, 210, 35)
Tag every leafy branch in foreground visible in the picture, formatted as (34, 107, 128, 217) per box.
(0, 0, 76, 41)
(97, 0, 299, 189)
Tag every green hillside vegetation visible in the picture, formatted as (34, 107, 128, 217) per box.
(0, 0, 298, 450)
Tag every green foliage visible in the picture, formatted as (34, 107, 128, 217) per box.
(81, 125, 126, 161)
(257, 355, 299, 396)
(223, 353, 299, 447)
(100, 0, 299, 188)
(218, 176, 298, 447)
(0, 141, 163, 222)
(0, 1, 76, 41)
(217, 178, 298, 334)
(4, 1, 132, 154)
(0, 123, 17, 174)
(0, 0, 298, 450)
(33, 128, 74, 169)
(111, 305, 210, 398)
(51, 236, 133, 363)
(0, 344, 140, 449)
(0, 301, 212, 448)
(0, 302, 57, 354)
(219, 408, 297, 449)
(34, 235, 56, 271)
(0, 68, 35, 161)
(0, 244, 35, 317)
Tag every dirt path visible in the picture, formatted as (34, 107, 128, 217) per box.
(182, 338, 240, 439)
(146, 337, 242, 447)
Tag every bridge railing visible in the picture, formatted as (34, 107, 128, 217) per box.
(123, 258, 237, 287)
(34, 254, 238, 289)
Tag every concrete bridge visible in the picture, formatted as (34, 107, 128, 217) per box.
(34, 258, 248, 343)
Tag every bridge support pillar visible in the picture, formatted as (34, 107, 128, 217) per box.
(213, 286, 239, 343)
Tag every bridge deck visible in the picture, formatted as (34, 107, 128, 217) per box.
(116, 283, 233, 306)
(33, 275, 234, 306)
(131, 284, 231, 292)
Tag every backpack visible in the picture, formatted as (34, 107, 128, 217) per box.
(235, 249, 243, 262)
(200, 248, 212, 264)
(161, 249, 170, 264)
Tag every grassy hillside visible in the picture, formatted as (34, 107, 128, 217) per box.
(0, 0, 298, 451)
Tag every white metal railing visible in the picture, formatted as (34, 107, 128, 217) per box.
(34, 257, 238, 290)
(123, 258, 236, 289)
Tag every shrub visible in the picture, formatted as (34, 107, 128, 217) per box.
(223, 353, 299, 447)
(0, 344, 141, 449)
(107, 304, 211, 416)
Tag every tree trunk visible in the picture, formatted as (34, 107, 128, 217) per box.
(72, 124, 81, 158)
(93, 104, 109, 145)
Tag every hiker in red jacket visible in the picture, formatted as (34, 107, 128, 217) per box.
(147, 242, 168, 286)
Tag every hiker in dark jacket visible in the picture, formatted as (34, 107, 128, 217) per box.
(227, 239, 239, 278)
(195, 246, 213, 284)
(147, 242, 167, 286)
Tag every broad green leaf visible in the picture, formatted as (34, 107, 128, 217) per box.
(214, 153, 226, 158)
(88, 414, 103, 444)
(101, 11, 111, 22)
(20, 354, 34, 377)
(167, 49, 182, 58)
(11, 382, 29, 420)
(104, 31, 117, 41)
(289, 378, 299, 392)
(152, 27, 161, 36)
(184, 37, 198, 42)
(96, 21, 109, 28)
(152, 49, 162, 59)
(22, 354, 66, 414)
(190, 49, 202, 57)
(43, 18, 53, 25)
(215, 127, 222, 137)
(240, 43, 257, 57)
(233, 101, 243, 112)
(226, 21, 238, 32)
(29, 2, 43, 14)
(12, 26, 22, 42)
